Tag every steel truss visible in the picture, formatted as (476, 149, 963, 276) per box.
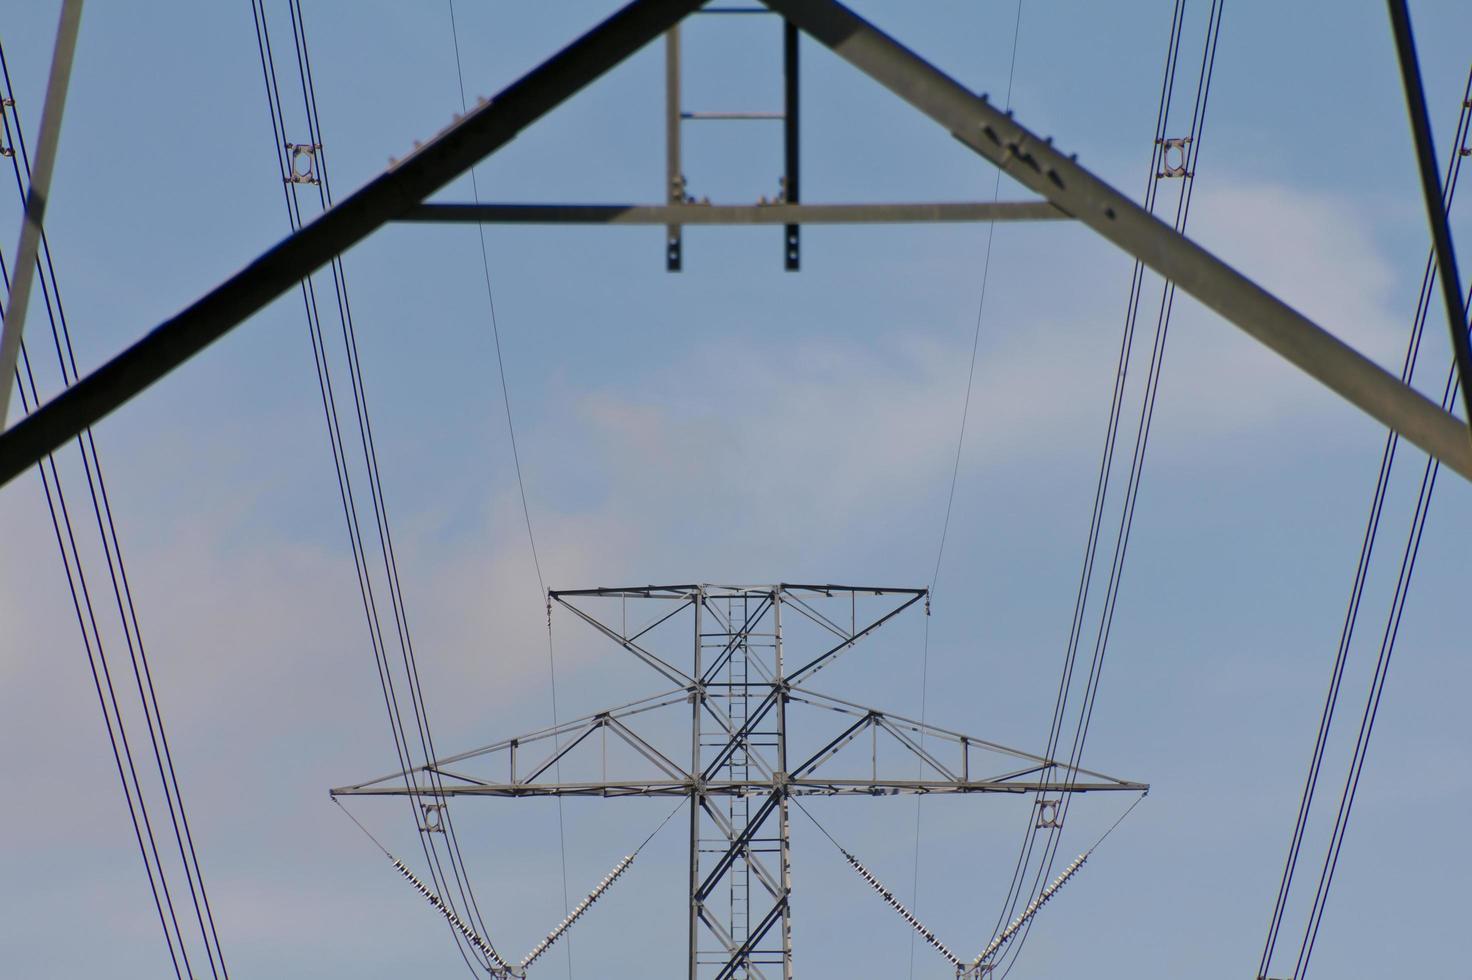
(334, 585, 1145, 979)
(1, 0, 1469, 485)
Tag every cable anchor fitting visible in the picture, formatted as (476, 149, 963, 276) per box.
(1155, 136, 1192, 178)
(419, 801, 446, 834)
(285, 142, 322, 185)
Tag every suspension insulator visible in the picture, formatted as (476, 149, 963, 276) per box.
(842, 849, 963, 969)
(393, 859, 516, 974)
(970, 852, 1088, 969)
(520, 854, 636, 971)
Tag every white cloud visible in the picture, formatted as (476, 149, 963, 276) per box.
(1149, 178, 1412, 446)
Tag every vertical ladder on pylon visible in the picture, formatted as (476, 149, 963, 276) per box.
(663, 8, 801, 272)
(726, 594, 752, 973)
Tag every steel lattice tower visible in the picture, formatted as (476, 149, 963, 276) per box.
(334, 585, 1145, 979)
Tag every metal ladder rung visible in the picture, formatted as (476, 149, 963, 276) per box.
(682, 111, 784, 121)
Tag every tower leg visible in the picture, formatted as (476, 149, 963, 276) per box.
(689, 591, 703, 980)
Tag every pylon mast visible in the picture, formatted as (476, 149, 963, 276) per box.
(334, 584, 1146, 979)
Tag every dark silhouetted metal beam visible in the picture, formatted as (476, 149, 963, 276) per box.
(0, 0, 84, 426)
(1385, 0, 1472, 433)
(764, 0, 1472, 481)
(5, 0, 1470, 488)
(399, 201, 1066, 225)
(0, 0, 703, 488)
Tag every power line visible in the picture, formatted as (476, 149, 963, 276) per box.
(988, 4, 1224, 974)
(1386, 0, 1472, 430)
(445, 4, 575, 976)
(1258, 63, 1472, 980)
(0, 0, 79, 426)
(11, 336, 188, 980)
(908, 3, 1024, 977)
(245, 1, 492, 971)
(1, 39, 228, 978)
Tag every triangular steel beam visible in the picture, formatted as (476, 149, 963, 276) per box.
(762, 0, 1472, 476)
(4, 0, 1466, 484)
(0, 0, 705, 484)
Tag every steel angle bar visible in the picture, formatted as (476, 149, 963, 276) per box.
(683, 110, 783, 120)
(778, 583, 928, 596)
(784, 692, 973, 750)
(981, 761, 1053, 784)
(1386, 0, 1472, 430)
(764, 0, 1472, 482)
(785, 590, 925, 683)
(745, 654, 777, 684)
(780, 593, 854, 641)
(0, 0, 83, 426)
(700, 688, 781, 780)
(699, 700, 781, 781)
(789, 713, 873, 777)
(0, 0, 706, 487)
(334, 775, 1145, 798)
(784, 18, 801, 270)
(333, 778, 696, 798)
(699, 596, 775, 682)
(604, 715, 689, 779)
(334, 688, 690, 792)
(788, 688, 982, 746)
(785, 778, 1147, 794)
(696, 906, 759, 977)
(550, 584, 704, 598)
(714, 899, 787, 980)
(419, 765, 505, 788)
(697, 801, 787, 900)
(556, 595, 697, 687)
(696, 791, 783, 900)
(434, 689, 687, 769)
(788, 685, 1148, 784)
(874, 715, 959, 781)
(665, 23, 682, 270)
(400, 201, 1065, 224)
(625, 594, 698, 644)
(514, 717, 604, 784)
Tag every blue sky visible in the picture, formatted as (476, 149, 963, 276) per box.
(3, 1, 1471, 978)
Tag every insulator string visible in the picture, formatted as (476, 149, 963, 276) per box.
(520, 855, 635, 971)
